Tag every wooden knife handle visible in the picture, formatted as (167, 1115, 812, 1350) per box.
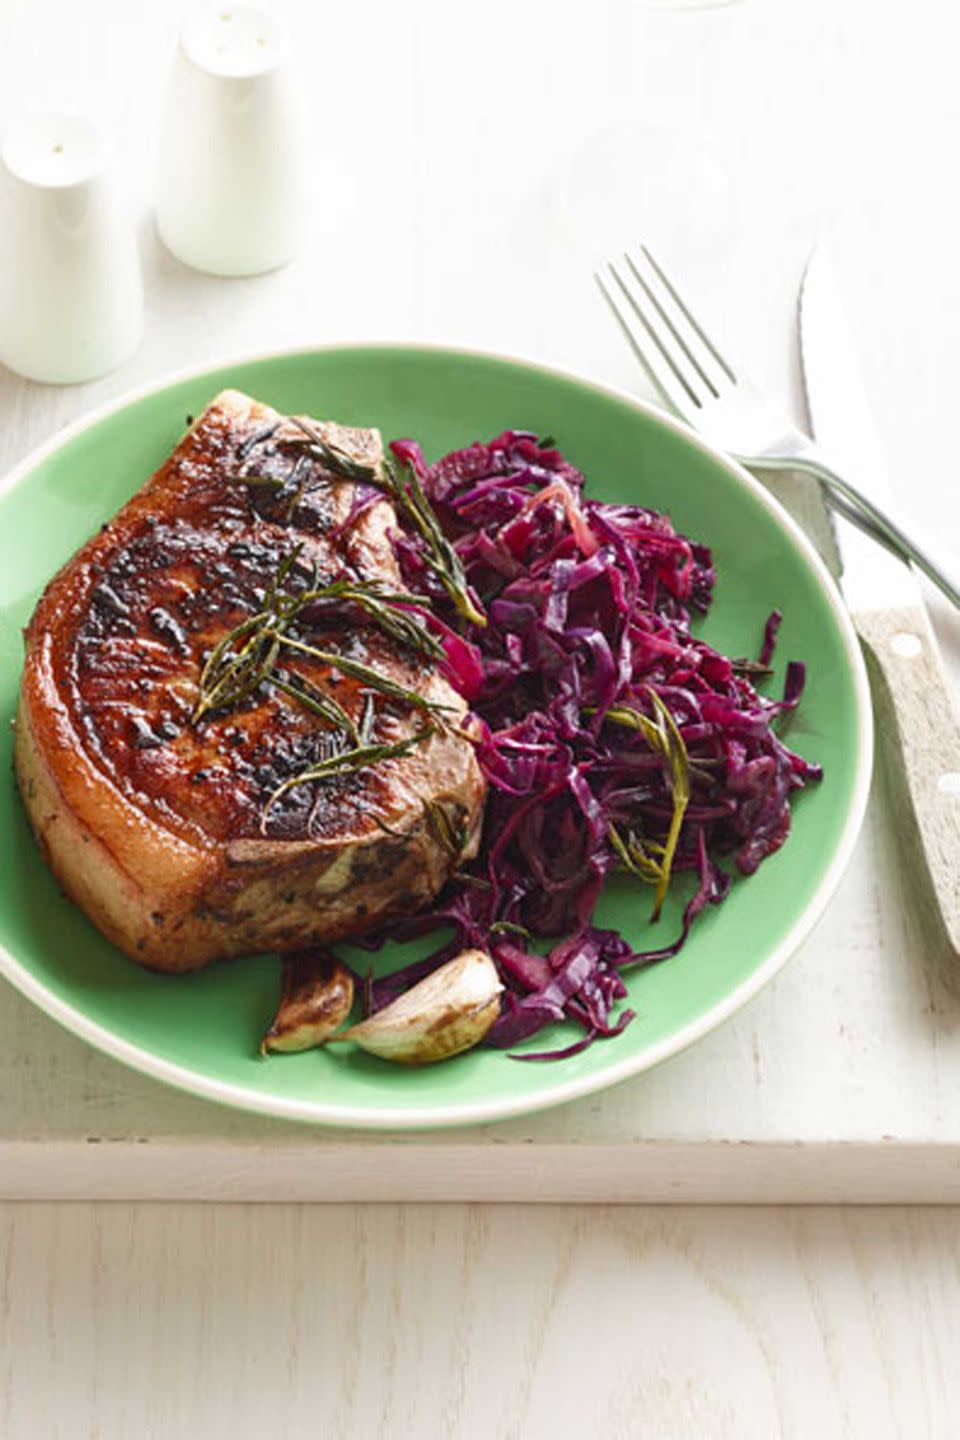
(854, 604, 960, 981)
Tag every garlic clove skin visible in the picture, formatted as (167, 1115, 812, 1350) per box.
(261, 950, 355, 1055)
(334, 949, 502, 1066)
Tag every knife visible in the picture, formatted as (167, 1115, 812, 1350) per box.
(800, 244, 960, 975)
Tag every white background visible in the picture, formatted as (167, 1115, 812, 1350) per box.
(2, 0, 959, 557)
(1, 0, 960, 1435)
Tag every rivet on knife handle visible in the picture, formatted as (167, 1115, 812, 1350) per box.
(854, 603, 960, 976)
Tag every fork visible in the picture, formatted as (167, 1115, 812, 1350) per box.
(597, 247, 960, 609)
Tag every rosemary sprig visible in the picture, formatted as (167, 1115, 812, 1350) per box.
(287, 417, 379, 483)
(237, 417, 484, 627)
(379, 456, 486, 627)
(603, 689, 691, 920)
(265, 631, 455, 718)
(206, 420, 479, 816)
(193, 559, 446, 724)
(262, 728, 434, 823)
(308, 579, 444, 660)
(234, 421, 377, 518)
(192, 549, 306, 722)
(193, 614, 280, 722)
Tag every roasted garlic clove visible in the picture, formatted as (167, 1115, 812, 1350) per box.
(332, 949, 502, 1066)
(261, 950, 355, 1055)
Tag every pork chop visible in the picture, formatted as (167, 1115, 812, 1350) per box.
(15, 390, 485, 972)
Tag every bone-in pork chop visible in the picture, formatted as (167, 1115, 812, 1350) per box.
(15, 390, 485, 971)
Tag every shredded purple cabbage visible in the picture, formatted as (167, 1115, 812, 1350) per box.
(357, 430, 822, 1061)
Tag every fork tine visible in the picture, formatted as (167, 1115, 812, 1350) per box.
(638, 244, 738, 385)
(596, 263, 704, 414)
(624, 252, 722, 400)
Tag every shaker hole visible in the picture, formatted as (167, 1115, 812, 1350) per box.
(891, 632, 922, 658)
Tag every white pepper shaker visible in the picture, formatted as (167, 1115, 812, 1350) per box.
(156, 5, 303, 277)
(0, 112, 144, 384)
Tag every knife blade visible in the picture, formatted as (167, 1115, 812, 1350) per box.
(799, 243, 960, 973)
(800, 247, 919, 614)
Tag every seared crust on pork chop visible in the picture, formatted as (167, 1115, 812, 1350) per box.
(15, 390, 485, 972)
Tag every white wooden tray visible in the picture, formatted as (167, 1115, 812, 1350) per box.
(3, 472, 957, 1204)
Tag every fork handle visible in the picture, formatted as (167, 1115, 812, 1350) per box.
(854, 602, 960, 980)
(749, 453, 960, 610)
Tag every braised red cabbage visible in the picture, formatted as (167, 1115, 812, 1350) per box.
(360, 430, 821, 1060)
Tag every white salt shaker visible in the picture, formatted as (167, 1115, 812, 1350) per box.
(0, 112, 144, 384)
(156, 5, 303, 277)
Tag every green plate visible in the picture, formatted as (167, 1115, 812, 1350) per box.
(0, 346, 872, 1129)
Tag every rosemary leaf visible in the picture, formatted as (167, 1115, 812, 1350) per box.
(267, 543, 307, 599)
(270, 674, 359, 745)
(265, 631, 456, 717)
(193, 613, 272, 722)
(262, 728, 434, 821)
(608, 823, 663, 885)
(603, 689, 691, 920)
(423, 800, 465, 859)
(646, 689, 691, 918)
(488, 919, 535, 941)
(288, 417, 378, 483)
(731, 657, 774, 679)
(233, 473, 286, 491)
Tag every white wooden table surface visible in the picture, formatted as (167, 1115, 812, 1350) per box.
(2, 0, 960, 1434)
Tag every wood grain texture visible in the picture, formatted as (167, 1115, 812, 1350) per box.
(1, 1202, 959, 1440)
(855, 605, 960, 971)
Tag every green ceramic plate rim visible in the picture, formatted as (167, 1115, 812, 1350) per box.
(0, 343, 873, 1130)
